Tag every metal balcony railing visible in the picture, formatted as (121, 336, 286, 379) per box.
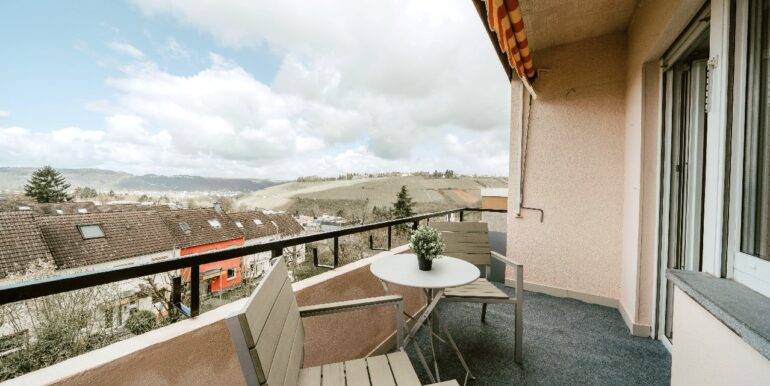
(0, 207, 506, 317)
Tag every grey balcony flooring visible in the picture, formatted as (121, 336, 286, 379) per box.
(406, 284, 671, 386)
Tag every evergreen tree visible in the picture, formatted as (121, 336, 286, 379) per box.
(393, 185, 414, 219)
(23, 166, 72, 203)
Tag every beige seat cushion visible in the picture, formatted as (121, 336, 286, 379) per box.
(443, 278, 510, 300)
(298, 351, 420, 386)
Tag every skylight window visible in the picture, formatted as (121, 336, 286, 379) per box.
(179, 222, 191, 233)
(208, 219, 222, 229)
(235, 221, 244, 228)
(78, 224, 105, 240)
(77, 208, 88, 214)
(253, 219, 263, 226)
(55, 209, 64, 215)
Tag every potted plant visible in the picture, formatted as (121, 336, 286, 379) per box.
(409, 225, 444, 271)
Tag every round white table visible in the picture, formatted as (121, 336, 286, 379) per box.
(370, 254, 479, 384)
(370, 254, 480, 289)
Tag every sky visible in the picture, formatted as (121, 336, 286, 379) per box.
(0, 0, 510, 179)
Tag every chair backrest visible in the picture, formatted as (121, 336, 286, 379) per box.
(431, 221, 491, 266)
(226, 257, 304, 386)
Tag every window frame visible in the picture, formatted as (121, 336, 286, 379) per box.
(226, 268, 237, 280)
(728, 0, 770, 296)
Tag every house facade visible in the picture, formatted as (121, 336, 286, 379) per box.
(475, 0, 770, 383)
(159, 208, 245, 293)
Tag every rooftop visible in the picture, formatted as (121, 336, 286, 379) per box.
(158, 208, 244, 249)
(34, 210, 176, 269)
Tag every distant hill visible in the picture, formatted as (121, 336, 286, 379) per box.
(236, 175, 508, 217)
(0, 167, 279, 193)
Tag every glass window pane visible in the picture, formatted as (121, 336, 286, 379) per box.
(78, 224, 105, 239)
(741, 0, 770, 261)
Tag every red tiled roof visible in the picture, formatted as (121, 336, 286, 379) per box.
(159, 208, 243, 249)
(35, 211, 176, 269)
(227, 211, 278, 240)
(0, 212, 54, 277)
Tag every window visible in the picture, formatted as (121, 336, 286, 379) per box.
(253, 219, 263, 225)
(741, 0, 770, 262)
(731, 0, 770, 296)
(179, 222, 191, 233)
(208, 219, 222, 229)
(55, 209, 64, 215)
(227, 268, 236, 280)
(77, 208, 88, 214)
(235, 221, 244, 228)
(78, 224, 105, 239)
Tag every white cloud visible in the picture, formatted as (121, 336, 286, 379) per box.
(2, 1, 510, 179)
(159, 36, 192, 59)
(0, 111, 9, 119)
(108, 41, 145, 59)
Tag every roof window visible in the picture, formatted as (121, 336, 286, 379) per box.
(208, 219, 222, 229)
(179, 222, 191, 233)
(55, 209, 64, 215)
(78, 224, 105, 240)
(235, 221, 244, 228)
(253, 219, 263, 226)
(77, 208, 88, 214)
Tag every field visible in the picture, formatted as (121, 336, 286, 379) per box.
(235, 175, 507, 219)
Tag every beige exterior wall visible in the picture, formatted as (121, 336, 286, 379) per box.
(507, 33, 627, 303)
(670, 287, 770, 385)
(619, 0, 705, 334)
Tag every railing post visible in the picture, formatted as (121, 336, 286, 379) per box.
(190, 265, 200, 317)
(313, 247, 319, 266)
(460, 211, 464, 222)
(387, 226, 392, 250)
(271, 248, 282, 259)
(333, 237, 339, 267)
(447, 213, 451, 222)
(369, 234, 374, 250)
(412, 221, 419, 231)
(172, 276, 182, 305)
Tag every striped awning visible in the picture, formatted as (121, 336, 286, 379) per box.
(485, 0, 536, 88)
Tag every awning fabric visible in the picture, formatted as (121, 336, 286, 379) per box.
(486, 0, 536, 82)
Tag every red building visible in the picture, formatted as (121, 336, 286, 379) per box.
(160, 208, 245, 293)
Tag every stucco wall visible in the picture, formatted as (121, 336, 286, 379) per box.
(619, 0, 705, 333)
(670, 287, 770, 385)
(507, 33, 626, 302)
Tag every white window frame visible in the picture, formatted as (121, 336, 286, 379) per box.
(726, 0, 770, 297)
(226, 268, 237, 280)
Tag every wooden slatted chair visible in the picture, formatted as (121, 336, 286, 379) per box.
(226, 257, 459, 386)
(431, 221, 524, 365)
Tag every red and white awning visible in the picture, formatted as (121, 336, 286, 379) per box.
(485, 0, 536, 93)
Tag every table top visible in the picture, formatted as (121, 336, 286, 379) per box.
(370, 254, 480, 289)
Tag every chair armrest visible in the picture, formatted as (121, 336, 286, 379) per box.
(298, 294, 403, 318)
(491, 251, 523, 267)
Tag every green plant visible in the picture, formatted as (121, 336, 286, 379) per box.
(409, 225, 444, 261)
(124, 310, 156, 335)
(23, 166, 72, 203)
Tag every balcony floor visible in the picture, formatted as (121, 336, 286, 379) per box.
(407, 284, 671, 385)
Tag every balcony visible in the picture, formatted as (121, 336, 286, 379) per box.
(0, 210, 671, 385)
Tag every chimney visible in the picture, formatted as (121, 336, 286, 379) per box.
(213, 202, 222, 212)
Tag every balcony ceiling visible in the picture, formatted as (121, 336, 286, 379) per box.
(520, 0, 639, 52)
